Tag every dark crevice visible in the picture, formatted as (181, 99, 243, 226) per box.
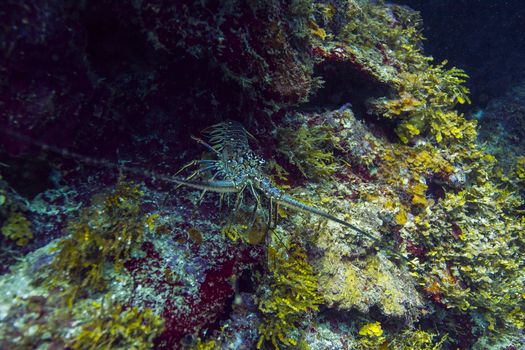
(0, 152, 55, 199)
(301, 61, 400, 141)
(237, 269, 256, 293)
(302, 62, 392, 116)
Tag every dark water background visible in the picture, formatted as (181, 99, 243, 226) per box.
(400, 0, 525, 110)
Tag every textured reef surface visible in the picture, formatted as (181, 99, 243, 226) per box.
(0, 1, 524, 349)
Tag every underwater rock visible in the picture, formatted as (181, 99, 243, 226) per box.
(1, 1, 525, 349)
(318, 252, 422, 318)
(477, 80, 525, 180)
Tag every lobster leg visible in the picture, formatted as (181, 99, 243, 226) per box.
(248, 183, 261, 228)
(175, 159, 217, 176)
(175, 164, 219, 192)
(164, 163, 218, 205)
(186, 165, 217, 180)
(169, 178, 241, 193)
(196, 171, 222, 205)
(191, 135, 221, 156)
(221, 184, 247, 234)
(233, 184, 247, 212)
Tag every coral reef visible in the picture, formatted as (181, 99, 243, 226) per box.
(389, 328, 447, 350)
(318, 252, 422, 318)
(477, 80, 525, 184)
(1, 211, 33, 246)
(257, 245, 322, 349)
(276, 121, 338, 180)
(357, 321, 386, 349)
(370, 62, 474, 145)
(409, 181, 525, 331)
(69, 298, 164, 350)
(44, 182, 148, 303)
(1, 0, 524, 349)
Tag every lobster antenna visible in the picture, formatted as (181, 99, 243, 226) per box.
(0, 128, 163, 181)
(0, 128, 236, 192)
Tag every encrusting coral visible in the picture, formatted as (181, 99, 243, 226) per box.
(356, 321, 386, 349)
(0, 232, 163, 350)
(371, 62, 475, 145)
(317, 251, 422, 318)
(276, 121, 338, 180)
(389, 328, 447, 350)
(257, 245, 323, 349)
(1, 211, 33, 246)
(0, 171, 35, 250)
(44, 181, 152, 304)
(68, 297, 164, 350)
(407, 179, 525, 331)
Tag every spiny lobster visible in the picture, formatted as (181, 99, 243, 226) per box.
(0, 122, 408, 263)
(169, 121, 398, 254)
